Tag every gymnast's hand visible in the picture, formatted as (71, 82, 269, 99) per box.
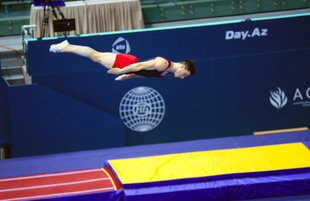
(115, 74, 127, 81)
(107, 68, 122, 75)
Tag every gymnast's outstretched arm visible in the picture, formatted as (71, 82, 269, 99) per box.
(107, 59, 168, 75)
(107, 60, 155, 75)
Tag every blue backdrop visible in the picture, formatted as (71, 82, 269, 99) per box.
(0, 57, 10, 148)
(2, 14, 310, 157)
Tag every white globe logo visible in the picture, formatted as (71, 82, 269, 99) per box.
(119, 86, 165, 132)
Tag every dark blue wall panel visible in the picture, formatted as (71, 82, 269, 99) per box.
(7, 84, 125, 157)
(0, 53, 10, 146)
(7, 14, 310, 156)
(0, 78, 10, 144)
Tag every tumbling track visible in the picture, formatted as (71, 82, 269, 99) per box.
(0, 167, 122, 201)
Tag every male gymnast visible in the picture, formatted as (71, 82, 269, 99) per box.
(49, 40, 195, 81)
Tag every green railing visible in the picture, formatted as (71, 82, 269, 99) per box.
(0, 0, 309, 36)
(140, 0, 310, 23)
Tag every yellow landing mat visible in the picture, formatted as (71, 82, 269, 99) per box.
(107, 142, 310, 185)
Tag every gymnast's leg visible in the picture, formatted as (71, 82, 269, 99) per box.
(49, 40, 116, 69)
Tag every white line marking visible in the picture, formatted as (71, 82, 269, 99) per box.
(0, 169, 103, 182)
(0, 187, 115, 201)
(0, 178, 109, 192)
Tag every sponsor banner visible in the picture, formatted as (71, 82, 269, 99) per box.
(270, 87, 310, 109)
(225, 28, 268, 40)
(14, 14, 310, 156)
(28, 15, 310, 75)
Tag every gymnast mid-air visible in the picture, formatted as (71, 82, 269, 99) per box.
(49, 40, 195, 81)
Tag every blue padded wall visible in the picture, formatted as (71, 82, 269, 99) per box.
(10, 14, 310, 156)
(0, 52, 10, 146)
(7, 83, 125, 157)
(0, 78, 10, 144)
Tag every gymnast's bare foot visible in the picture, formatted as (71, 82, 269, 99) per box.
(49, 40, 69, 53)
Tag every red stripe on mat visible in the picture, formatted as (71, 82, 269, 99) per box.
(0, 167, 121, 201)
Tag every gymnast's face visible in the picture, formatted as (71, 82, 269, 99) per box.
(175, 66, 190, 79)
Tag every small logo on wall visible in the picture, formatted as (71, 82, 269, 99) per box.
(119, 86, 165, 132)
(270, 87, 288, 109)
(112, 37, 131, 54)
(225, 28, 268, 40)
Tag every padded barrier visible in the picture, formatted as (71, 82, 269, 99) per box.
(123, 172, 310, 201)
(106, 142, 310, 200)
(0, 78, 9, 143)
(18, 13, 310, 157)
(7, 83, 125, 157)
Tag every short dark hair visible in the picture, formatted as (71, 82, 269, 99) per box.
(181, 59, 195, 77)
